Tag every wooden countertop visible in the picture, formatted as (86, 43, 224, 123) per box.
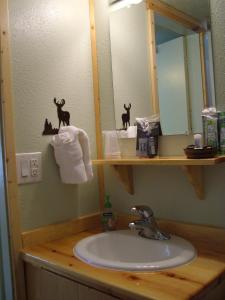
(21, 220, 225, 300)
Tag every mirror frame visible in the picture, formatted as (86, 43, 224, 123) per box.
(89, 0, 105, 209)
(89, 0, 211, 208)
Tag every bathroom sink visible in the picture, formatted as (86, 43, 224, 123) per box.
(74, 230, 196, 271)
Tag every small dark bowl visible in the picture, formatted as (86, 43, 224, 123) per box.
(184, 145, 217, 159)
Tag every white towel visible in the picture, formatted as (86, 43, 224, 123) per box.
(117, 126, 137, 139)
(51, 126, 93, 184)
(127, 126, 137, 138)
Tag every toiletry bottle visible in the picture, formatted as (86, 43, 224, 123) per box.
(101, 195, 116, 231)
(218, 112, 225, 154)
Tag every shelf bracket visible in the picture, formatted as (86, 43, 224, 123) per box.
(182, 166, 204, 200)
(112, 165, 134, 195)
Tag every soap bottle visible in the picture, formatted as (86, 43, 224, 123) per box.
(101, 195, 116, 231)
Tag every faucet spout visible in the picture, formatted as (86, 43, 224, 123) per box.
(129, 205, 170, 241)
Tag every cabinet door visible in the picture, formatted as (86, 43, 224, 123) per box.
(26, 263, 120, 300)
(40, 269, 78, 300)
(78, 284, 119, 300)
(26, 264, 79, 300)
(26, 263, 41, 300)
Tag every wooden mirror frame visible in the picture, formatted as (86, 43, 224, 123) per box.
(89, 0, 219, 201)
(89, 0, 105, 210)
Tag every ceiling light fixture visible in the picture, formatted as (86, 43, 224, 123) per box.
(110, 0, 143, 12)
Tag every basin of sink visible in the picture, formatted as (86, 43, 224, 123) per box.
(74, 230, 196, 271)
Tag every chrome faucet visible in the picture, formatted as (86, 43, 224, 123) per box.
(129, 205, 170, 240)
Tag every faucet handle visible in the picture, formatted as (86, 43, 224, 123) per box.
(131, 205, 154, 219)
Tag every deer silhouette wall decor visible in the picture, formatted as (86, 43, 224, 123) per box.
(42, 97, 71, 135)
(121, 103, 131, 130)
(54, 98, 70, 128)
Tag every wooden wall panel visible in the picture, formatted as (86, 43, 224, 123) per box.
(0, 0, 25, 299)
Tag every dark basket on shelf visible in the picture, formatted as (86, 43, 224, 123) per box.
(184, 145, 217, 159)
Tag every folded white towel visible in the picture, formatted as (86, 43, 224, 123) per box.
(127, 125, 137, 138)
(117, 126, 137, 139)
(51, 126, 93, 184)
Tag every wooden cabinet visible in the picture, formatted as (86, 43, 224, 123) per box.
(25, 262, 225, 300)
(78, 284, 119, 300)
(25, 263, 119, 300)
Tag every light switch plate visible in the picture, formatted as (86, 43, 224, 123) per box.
(21, 159, 29, 177)
(16, 152, 42, 184)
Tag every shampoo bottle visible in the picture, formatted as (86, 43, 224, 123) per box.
(101, 195, 116, 231)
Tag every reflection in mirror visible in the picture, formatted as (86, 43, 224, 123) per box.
(155, 14, 202, 135)
(109, 1, 152, 130)
(95, 0, 215, 142)
(154, 0, 215, 136)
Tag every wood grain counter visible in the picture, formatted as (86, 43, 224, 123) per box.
(21, 220, 225, 300)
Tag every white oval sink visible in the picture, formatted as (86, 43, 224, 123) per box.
(74, 230, 196, 271)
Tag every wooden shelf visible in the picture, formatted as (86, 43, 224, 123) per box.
(92, 155, 225, 166)
(92, 156, 225, 200)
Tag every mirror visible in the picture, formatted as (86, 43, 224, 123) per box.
(109, 2, 152, 130)
(95, 0, 214, 136)
(155, 13, 211, 135)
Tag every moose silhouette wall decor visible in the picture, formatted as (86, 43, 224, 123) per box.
(42, 97, 71, 135)
(121, 103, 131, 130)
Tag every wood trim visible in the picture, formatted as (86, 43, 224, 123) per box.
(22, 212, 101, 248)
(0, 1, 26, 299)
(92, 155, 225, 166)
(88, 0, 105, 210)
(199, 32, 208, 108)
(22, 215, 225, 249)
(88, 0, 103, 160)
(147, 8, 159, 114)
(146, 0, 204, 33)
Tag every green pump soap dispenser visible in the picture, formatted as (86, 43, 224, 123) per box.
(101, 195, 116, 231)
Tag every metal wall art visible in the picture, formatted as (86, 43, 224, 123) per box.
(42, 98, 71, 135)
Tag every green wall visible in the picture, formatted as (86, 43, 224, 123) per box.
(9, 0, 100, 230)
(8, 0, 225, 230)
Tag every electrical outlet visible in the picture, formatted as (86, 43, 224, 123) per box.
(16, 152, 42, 184)
(30, 158, 38, 168)
(31, 168, 38, 177)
